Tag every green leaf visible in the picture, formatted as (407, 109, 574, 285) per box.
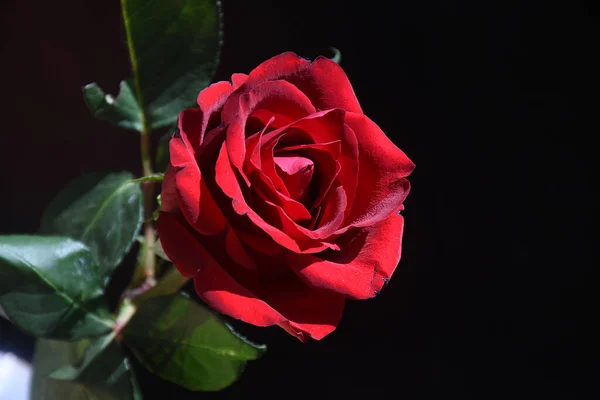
(124, 293, 265, 391)
(83, 80, 143, 131)
(31, 336, 143, 400)
(41, 172, 143, 282)
(0, 235, 114, 340)
(84, 0, 223, 132)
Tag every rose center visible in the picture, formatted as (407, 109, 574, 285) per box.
(274, 154, 314, 203)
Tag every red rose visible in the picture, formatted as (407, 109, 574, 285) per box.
(157, 52, 415, 341)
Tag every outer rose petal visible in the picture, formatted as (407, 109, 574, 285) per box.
(169, 133, 227, 235)
(194, 74, 249, 144)
(178, 108, 203, 150)
(258, 276, 346, 341)
(157, 212, 345, 341)
(157, 212, 282, 324)
(287, 213, 406, 299)
(160, 163, 179, 214)
(340, 112, 415, 231)
(298, 56, 363, 114)
(223, 52, 362, 116)
(155, 212, 207, 278)
(197, 261, 345, 341)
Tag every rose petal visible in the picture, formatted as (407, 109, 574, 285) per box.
(157, 212, 284, 325)
(197, 81, 234, 112)
(260, 134, 293, 196)
(231, 73, 248, 88)
(155, 212, 205, 278)
(272, 110, 358, 214)
(258, 272, 346, 341)
(224, 52, 362, 115)
(280, 140, 341, 211)
(177, 108, 203, 150)
(248, 128, 289, 196)
(340, 112, 415, 231)
(225, 225, 257, 270)
(160, 163, 179, 214)
(274, 154, 314, 202)
(338, 124, 359, 220)
(157, 212, 345, 341)
(181, 74, 248, 146)
(215, 141, 335, 253)
(245, 123, 312, 221)
(197, 258, 345, 341)
(224, 80, 316, 175)
(252, 183, 347, 242)
(287, 212, 406, 299)
(260, 108, 345, 146)
(298, 56, 363, 114)
(235, 229, 283, 256)
(169, 132, 227, 235)
(247, 110, 350, 214)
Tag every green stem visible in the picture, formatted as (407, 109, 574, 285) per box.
(122, 0, 156, 284)
(114, 298, 136, 335)
(140, 131, 156, 282)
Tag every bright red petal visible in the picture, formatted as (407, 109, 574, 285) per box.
(274, 154, 314, 201)
(340, 112, 415, 231)
(300, 56, 363, 113)
(224, 52, 362, 115)
(288, 213, 406, 299)
(188, 74, 248, 145)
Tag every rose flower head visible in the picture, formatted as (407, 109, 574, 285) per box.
(157, 52, 415, 341)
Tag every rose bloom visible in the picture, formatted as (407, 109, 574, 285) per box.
(157, 52, 415, 341)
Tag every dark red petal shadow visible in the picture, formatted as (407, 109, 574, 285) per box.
(169, 131, 227, 235)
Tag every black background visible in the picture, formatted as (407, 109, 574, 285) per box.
(0, 0, 596, 399)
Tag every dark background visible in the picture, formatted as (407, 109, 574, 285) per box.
(0, 0, 596, 399)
